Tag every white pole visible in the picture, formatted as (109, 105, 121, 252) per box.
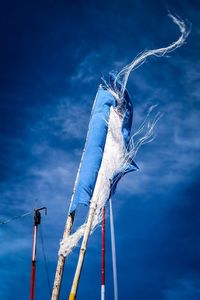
(101, 285, 105, 300)
(109, 198, 118, 300)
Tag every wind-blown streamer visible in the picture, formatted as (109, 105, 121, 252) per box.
(113, 13, 190, 99)
(59, 14, 190, 257)
(59, 102, 137, 256)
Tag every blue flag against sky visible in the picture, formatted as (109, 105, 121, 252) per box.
(69, 80, 137, 213)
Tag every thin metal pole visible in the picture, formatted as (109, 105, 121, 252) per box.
(101, 206, 105, 300)
(30, 207, 47, 300)
(109, 199, 118, 300)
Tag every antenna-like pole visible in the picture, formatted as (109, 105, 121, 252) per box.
(101, 206, 105, 300)
(30, 207, 47, 300)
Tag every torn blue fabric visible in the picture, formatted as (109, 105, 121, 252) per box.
(69, 81, 137, 213)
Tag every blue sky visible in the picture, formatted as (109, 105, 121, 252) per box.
(0, 0, 200, 299)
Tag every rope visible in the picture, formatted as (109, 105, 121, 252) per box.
(0, 211, 33, 225)
(109, 198, 118, 300)
(38, 224, 52, 297)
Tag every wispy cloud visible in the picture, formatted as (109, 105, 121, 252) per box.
(164, 277, 200, 299)
(71, 52, 101, 83)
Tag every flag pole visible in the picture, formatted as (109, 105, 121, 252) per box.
(51, 212, 74, 300)
(51, 90, 100, 300)
(51, 159, 84, 300)
(68, 200, 98, 300)
(101, 206, 105, 300)
(68, 89, 112, 299)
(30, 207, 47, 300)
(51, 152, 86, 300)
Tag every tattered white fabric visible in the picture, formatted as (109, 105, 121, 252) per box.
(59, 107, 128, 256)
(112, 14, 190, 99)
(59, 104, 163, 257)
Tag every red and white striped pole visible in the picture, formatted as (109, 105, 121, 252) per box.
(30, 207, 47, 300)
(101, 206, 105, 300)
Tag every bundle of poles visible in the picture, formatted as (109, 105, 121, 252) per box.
(51, 80, 129, 300)
(51, 195, 117, 300)
(29, 199, 117, 300)
(51, 123, 99, 300)
(50, 77, 128, 300)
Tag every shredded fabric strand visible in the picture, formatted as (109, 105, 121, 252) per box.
(59, 14, 190, 257)
(113, 14, 190, 99)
